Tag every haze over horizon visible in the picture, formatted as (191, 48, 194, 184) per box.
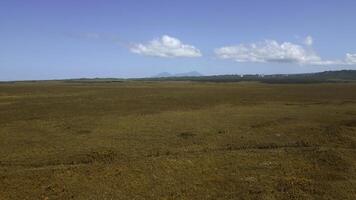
(1, 0, 356, 81)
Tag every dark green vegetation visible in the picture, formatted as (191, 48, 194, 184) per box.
(1, 81, 356, 199)
(137, 70, 356, 83)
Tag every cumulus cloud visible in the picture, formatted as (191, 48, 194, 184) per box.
(215, 40, 322, 64)
(215, 37, 356, 66)
(130, 35, 202, 58)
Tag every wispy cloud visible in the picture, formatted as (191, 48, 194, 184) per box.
(66, 32, 130, 48)
(304, 35, 313, 46)
(215, 36, 356, 66)
(130, 35, 202, 58)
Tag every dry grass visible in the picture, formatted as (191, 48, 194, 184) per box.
(0, 81, 356, 199)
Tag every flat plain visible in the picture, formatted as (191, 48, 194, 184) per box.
(1, 81, 356, 199)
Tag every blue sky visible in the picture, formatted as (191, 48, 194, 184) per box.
(1, 0, 356, 80)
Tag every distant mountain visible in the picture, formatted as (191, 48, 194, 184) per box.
(174, 71, 203, 77)
(152, 71, 203, 78)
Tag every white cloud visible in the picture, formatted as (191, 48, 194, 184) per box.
(346, 53, 356, 64)
(304, 35, 313, 46)
(215, 38, 356, 66)
(130, 35, 202, 58)
(215, 40, 322, 64)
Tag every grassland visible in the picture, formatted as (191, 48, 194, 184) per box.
(0, 81, 356, 199)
